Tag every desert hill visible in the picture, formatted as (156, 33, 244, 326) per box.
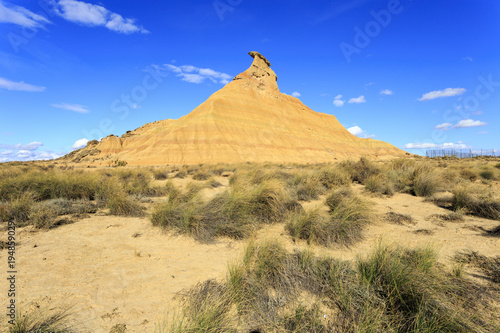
(64, 52, 405, 165)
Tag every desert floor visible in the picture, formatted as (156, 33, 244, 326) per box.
(1, 177, 499, 332)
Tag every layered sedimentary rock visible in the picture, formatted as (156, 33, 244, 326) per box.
(64, 52, 405, 165)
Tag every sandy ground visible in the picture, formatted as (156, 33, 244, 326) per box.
(1, 183, 499, 332)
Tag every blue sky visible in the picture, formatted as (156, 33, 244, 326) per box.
(0, 0, 499, 162)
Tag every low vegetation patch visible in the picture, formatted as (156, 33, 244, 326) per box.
(152, 179, 301, 242)
(286, 187, 373, 248)
(8, 307, 73, 333)
(162, 241, 499, 332)
(455, 250, 500, 283)
(384, 212, 415, 225)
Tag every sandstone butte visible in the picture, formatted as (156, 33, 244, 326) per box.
(63, 52, 406, 165)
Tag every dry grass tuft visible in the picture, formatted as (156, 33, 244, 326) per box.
(161, 240, 499, 332)
(384, 212, 415, 225)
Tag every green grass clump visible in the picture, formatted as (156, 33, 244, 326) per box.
(479, 168, 495, 180)
(387, 159, 441, 196)
(339, 157, 380, 184)
(287, 188, 372, 248)
(9, 308, 73, 333)
(107, 192, 146, 217)
(152, 168, 169, 180)
(162, 240, 498, 333)
(451, 185, 500, 220)
(28, 204, 57, 228)
(0, 191, 36, 223)
(357, 244, 485, 332)
(152, 179, 300, 242)
(364, 174, 395, 196)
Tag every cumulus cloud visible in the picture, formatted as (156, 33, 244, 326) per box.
(380, 89, 393, 95)
(347, 125, 375, 138)
(453, 119, 487, 128)
(152, 63, 232, 85)
(403, 142, 470, 149)
(333, 94, 345, 107)
(291, 91, 301, 97)
(348, 95, 366, 104)
(0, 140, 64, 162)
(333, 100, 344, 107)
(51, 103, 89, 113)
(347, 126, 363, 136)
(52, 0, 148, 34)
(0, 77, 45, 92)
(0, 1, 51, 28)
(0, 141, 43, 150)
(435, 122, 453, 130)
(71, 138, 88, 149)
(418, 88, 466, 101)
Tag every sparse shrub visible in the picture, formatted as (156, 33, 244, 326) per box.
(107, 193, 145, 217)
(460, 168, 478, 182)
(384, 212, 414, 225)
(0, 191, 37, 224)
(364, 174, 394, 196)
(413, 172, 439, 197)
(192, 170, 211, 181)
(479, 168, 495, 180)
(8, 307, 73, 333)
(152, 168, 169, 180)
(174, 171, 187, 179)
(205, 178, 222, 188)
(339, 157, 380, 184)
(455, 251, 500, 283)
(111, 159, 127, 167)
(152, 179, 300, 242)
(316, 165, 352, 189)
(286, 208, 328, 245)
(38, 198, 97, 215)
(495, 163, 500, 169)
(451, 185, 500, 220)
(323, 188, 373, 247)
(29, 204, 57, 228)
(163, 240, 497, 333)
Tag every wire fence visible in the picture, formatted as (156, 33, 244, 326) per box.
(426, 149, 499, 158)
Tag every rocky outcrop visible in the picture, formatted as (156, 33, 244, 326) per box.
(62, 52, 405, 165)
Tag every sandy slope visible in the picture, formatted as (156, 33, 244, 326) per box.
(1, 187, 498, 332)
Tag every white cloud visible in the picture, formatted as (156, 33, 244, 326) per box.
(403, 142, 470, 149)
(347, 126, 364, 136)
(435, 122, 453, 130)
(53, 0, 148, 34)
(153, 63, 232, 85)
(453, 119, 487, 128)
(463, 57, 473, 62)
(333, 99, 344, 107)
(364, 82, 375, 89)
(0, 141, 43, 150)
(0, 77, 45, 92)
(418, 88, 466, 101)
(291, 91, 301, 97)
(51, 103, 89, 113)
(348, 95, 366, 104)
(0, 1, 50, 28)
(71, 138, 88, 149)
(0, 140, 64, 162)
(334, 94, 343, 100)
(380, 89, 393, 95)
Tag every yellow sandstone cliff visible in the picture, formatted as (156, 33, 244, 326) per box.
(64, 52, 405, 165)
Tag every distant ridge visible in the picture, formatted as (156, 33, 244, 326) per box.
(63, 52, 405, 165)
